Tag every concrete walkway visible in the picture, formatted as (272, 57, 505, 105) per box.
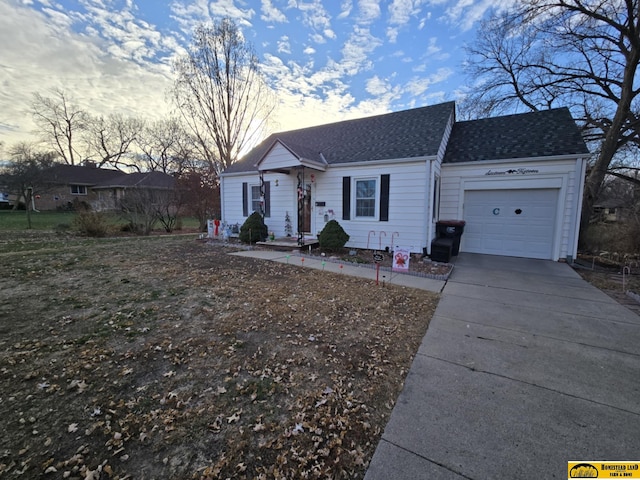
(365, 253, 640, 479)
(229, 249, 446, 292)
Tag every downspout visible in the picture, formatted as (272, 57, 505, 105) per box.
(220, 175, 226, 223)
(426, 159, 434, 255)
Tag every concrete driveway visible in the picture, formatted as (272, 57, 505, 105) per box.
(365, 253, 640, 480)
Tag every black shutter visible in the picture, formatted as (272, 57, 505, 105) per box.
(342, 176, 351, 220)
(264, 181, 270, 218)
(379, 174, 390, 222)
(242, 182, 248, 217)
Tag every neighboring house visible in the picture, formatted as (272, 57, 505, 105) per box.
(38, 164, 175, 212)
(593, 199, 627, 223)
(220, 102, 590, 262)
(92, 171, 176, 211)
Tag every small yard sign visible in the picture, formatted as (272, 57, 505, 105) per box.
(392, 247, 410, 272)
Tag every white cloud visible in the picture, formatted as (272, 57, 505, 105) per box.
(388, 0, 422, 25)
(418, 13, 430, 29)
(303, 46, 316, 55)
(324, 28, 337, 39)
(337, 0, 353, 19)
(386, 27, 399, 43)
(421, 37, 449, 62)
(310, 32, 326, 44)
(208, 0, 256, 25)
(296, 0, 332, 33)
(277, 35, 291, 54)
(339, 26, 383, 75)
(444, 0, 513, 31)
(171, 0, 255, 31)
(404, 67, 453, 97)
(358, 0, 381, 24)
(261, 0, 287, 23)
(0, 1, 173, 147)
(365, 75, 389, 96)
(41, 7, 74, 28)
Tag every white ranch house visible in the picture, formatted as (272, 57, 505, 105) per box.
(220, 102, 590, 262)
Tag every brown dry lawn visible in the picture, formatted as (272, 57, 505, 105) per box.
(0, 232, 438, 479)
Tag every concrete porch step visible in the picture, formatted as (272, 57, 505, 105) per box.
(256, 237, 319, 250)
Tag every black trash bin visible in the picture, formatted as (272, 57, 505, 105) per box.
(436, 220, 466, 256)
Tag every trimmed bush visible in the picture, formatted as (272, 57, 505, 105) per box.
(318, 220, 350, 251)
(239, 211, 268, 243)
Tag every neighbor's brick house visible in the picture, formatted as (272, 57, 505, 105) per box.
(37, 163, 175, 212)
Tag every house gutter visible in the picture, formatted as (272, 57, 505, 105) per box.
(442, 153, 586, 168)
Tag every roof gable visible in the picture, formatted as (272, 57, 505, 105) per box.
(256, 139, 328, 172)
(223, 101, 456, 174)
(443, 107, 589, 164)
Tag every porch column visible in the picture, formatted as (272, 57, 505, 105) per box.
(297, 168, 305, 246)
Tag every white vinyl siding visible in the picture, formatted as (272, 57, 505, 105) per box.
(325, 161, 429, 252)
(440, 158, 585, 261)
(222, 159, 431, 252)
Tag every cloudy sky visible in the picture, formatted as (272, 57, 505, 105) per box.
(0, 0, 510, 153)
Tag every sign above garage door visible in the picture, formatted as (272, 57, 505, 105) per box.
(462, 189, 558, 260)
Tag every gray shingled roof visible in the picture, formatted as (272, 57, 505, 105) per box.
(43, 164, 175, 189)
(44, 164, 124, 185)
(223, 101, 455, 174)
(443, 107, 589, 164)
(94, 171, 175, 189)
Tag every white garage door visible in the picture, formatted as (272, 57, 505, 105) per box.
(462, 189, 558, 259)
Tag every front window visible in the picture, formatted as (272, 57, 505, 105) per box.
(355, 179, 376, 218)
(250, 185, 261, 213)
(71, 185, 87, 195)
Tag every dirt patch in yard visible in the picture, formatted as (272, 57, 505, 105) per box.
(573, 254, 640, 315)
(0, 232, 438, 479)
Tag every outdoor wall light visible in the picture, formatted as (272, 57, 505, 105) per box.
(275, 179, 279, 186)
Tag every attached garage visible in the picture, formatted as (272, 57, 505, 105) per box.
(439, 108, 590, 262)
(462, 189, 559, 259)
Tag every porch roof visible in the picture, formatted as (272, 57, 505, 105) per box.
(255, 138, 328, 173)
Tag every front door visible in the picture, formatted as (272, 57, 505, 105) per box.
(300, 183, 312, 233)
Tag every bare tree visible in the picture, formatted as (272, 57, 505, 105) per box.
(31, 89, 88, 165)
(177, 166, 220, 231)
(463, 0, 640, 237)
(85, 113, 145, 170)
(172, 18, 276, 174)
(1, 143, 56, 228)
(119, 188, 165, 235)
(136, 118, 195, 174)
